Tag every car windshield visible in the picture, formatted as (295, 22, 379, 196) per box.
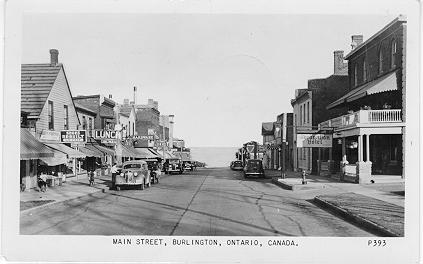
(234, 161, 242, 165)
(123, 164, 142, 169)
(248, 160, 262, 167)
(169, 159, 179, 164)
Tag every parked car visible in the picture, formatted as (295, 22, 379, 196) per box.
(230, 160, 244, 171)
(115, 160, 151, 191)
(145, 159, 161, 184)
(163, 158, 184, 174)
(243, 159, 265, 178)
(183, 161, 194, 171)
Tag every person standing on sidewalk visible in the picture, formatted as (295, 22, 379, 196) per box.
(111, 163, 118, 190)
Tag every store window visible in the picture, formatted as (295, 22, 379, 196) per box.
(63, 105, 68, 130)
(48, 101, 54, 130)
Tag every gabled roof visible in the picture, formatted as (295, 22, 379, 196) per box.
(21, 63, 62, 117)
(74, 102, 97, 116)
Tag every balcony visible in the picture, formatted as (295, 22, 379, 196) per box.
(319, 109, 403, 130)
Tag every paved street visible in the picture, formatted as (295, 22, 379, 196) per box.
(21, 168, 374, 236)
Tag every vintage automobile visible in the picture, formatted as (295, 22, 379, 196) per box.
(183, 161, 194, 171)
(230, 160, 244, 171)
(145, 159, 161, 184)
(243, 159, 265, 178)
(163, 158, 184, 174)
(115, 160, 151, 191)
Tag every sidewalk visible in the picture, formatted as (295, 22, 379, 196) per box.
(20, 171, 175, 212)
(20, 174, 109, 212)
(268, 169, 405, 236)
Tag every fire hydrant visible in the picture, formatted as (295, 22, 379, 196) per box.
(302, 170, 307, 185)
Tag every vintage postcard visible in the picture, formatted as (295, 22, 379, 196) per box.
(1, 0, 420, 263)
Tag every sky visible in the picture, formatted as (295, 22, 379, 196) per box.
(22, 13, 396, 147)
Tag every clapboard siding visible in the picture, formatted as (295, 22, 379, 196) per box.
(36, 68, 79, 137)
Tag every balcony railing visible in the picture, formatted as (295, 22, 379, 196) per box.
(319, 109, 403, 130)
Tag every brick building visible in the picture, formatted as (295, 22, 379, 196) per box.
(132, 99, 160, 148)
(321, 16, 406, 183)
(291, 51, 349, 173)
(72, 94, 116, 130)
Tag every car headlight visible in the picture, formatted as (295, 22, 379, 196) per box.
(134, 172, 138, 176)
(120, 173, 124, 176)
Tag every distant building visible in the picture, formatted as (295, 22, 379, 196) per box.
(72, 94, 116, 130)
(291, 50, 349, 173)
(261, 122, 275, 169)
(320, 16, 406, 183)
(132, 99, 160, 148)
(117, 102, 137, 138)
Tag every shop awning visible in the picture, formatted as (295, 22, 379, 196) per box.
(39, 148, 67, 166)
(20, 128, 54, 160)
(133, 148, 159, 159)
(327, 71, 398, 109)
(79, 145, 103, 157)
(121, 144, 136, 158)
(45, 143, 86, 158)
(94, 145, 115, 156)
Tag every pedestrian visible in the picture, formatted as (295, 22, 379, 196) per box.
(111, 163, 118, 189)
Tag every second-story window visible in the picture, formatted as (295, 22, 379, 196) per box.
(82, 116, 87, 130)
(88, 117, 93, 130)
(391, 39, 397, 68)
(306, 102, 310, 124)
(48, 101, 54, 130)
(379, 46, 384, 75)
(63, 105, 68, 130)
(299, 105, 302, 125)
(363, 59, 367, 83)
(354, 64, 358, 87)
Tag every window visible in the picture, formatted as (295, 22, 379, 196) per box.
(299, 105, 302, 125)
(63, 105, 68, 130)
(48, 101, 54, 130)
(379, 46, 384, 74)
(307, 102, 310, 124)
(133, 123, 135, 135)
(88, 117, 93, 130)
(363, 59, 367, 83)
(354, 64, 358, 87)
(129, 121, 131, 136)
(82, 116, 87, 130)
(391, 39, 397, 68)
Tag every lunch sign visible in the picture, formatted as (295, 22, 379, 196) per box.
(296, 134, 332, 148)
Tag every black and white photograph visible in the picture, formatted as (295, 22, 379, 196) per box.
(1, 0, 420, 263)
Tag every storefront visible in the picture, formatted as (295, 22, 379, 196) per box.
(20, 128, 54, 191)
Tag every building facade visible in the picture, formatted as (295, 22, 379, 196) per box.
(261, 122, 275, 169)
(320, 16, 406, 183)
(72, 94, 116, 130)
(291, 51, 350, 173)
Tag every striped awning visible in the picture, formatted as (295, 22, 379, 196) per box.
(39, 149, 68, 166)
(133, 148, 159, 159)
(327, 71, 398, 109)
(79, 145, 103, 158)
(20, 128, 54, 160)
(94, 145, 115, 156)
(45, 143, 86, 158)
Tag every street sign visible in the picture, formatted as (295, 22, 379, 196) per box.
(61, 130, 87, 143)
(296, 134, 332, 148)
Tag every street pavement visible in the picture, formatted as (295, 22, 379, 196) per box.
(20, 167, 378, 236)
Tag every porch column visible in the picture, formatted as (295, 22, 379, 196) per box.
(365, 134, 370, 162)
(341, 138, 346, 162)
(358, 135, 363, 162)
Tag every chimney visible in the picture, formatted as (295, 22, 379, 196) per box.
(333, 50, 347, 75)
(351, 35, 363, 50)
(133, 86, 137, 105)
(108, 94, 112, 99)
(50, 49, 59, 65)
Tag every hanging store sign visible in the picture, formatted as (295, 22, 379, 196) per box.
(296, 134, 332, 148)
(92, 130, 117, 139)
(134, 135, 154, 140)
(40, 130, 61, 142)
(61, 130, 87, 143)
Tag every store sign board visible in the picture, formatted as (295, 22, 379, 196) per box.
(134, 135, 154, 140)
(61, 130, 87, 143)
(93, 130, 117, 139)
(101, 139, 116, 144)
(40, 130, 61, 142)
(296, 134, 332, 148)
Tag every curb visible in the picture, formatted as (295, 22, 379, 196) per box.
(313, 196, 399, 237)
(20, 185, 107, 214)
(272, 177, 323, 191)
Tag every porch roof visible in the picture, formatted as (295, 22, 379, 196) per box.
(327, 71, 398, 109)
